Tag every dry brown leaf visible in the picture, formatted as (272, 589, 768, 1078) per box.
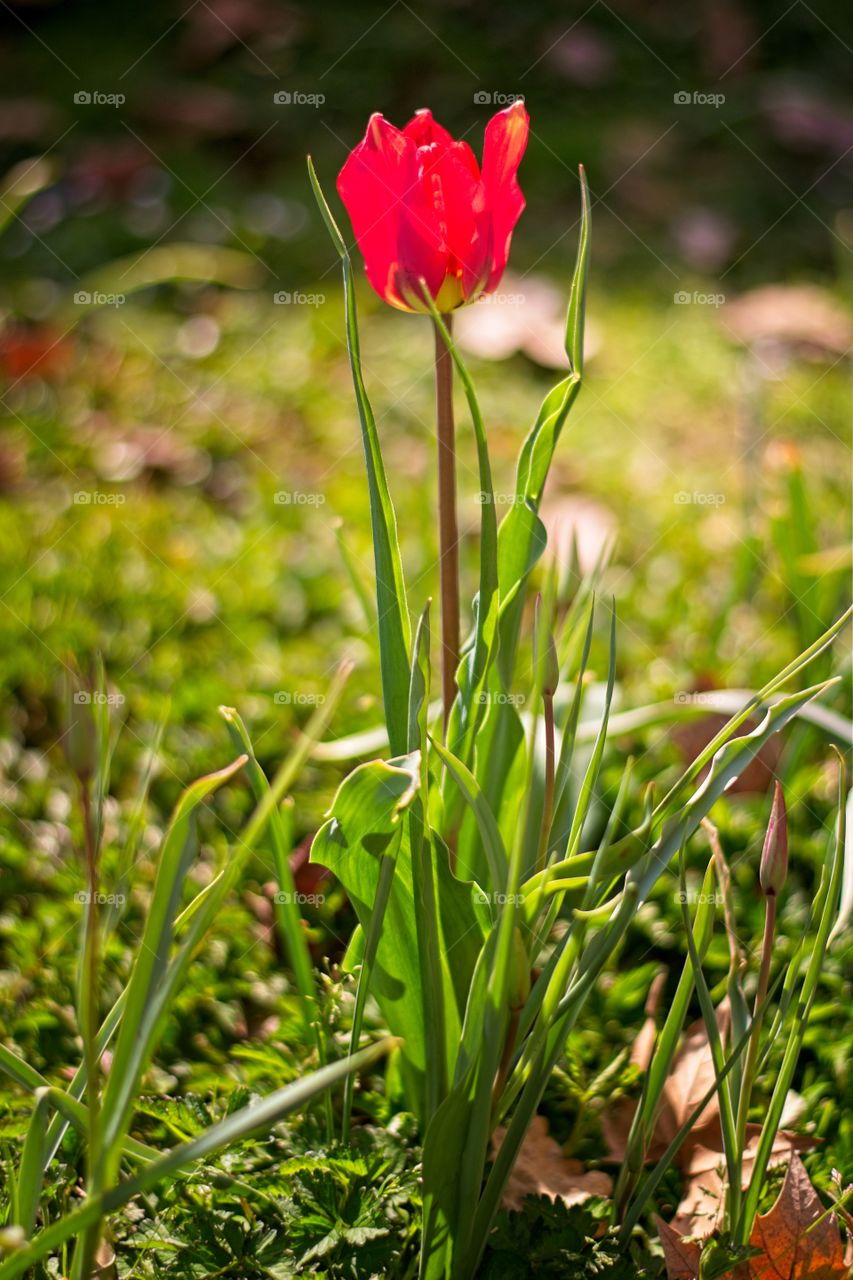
(660, 1154, 846, 1280)
(673, 1128, 818, 1238)
(492, 1115, 612, 1212)
(665, 1002, 731, 1133)
(603, 1001, 729, 1165)
(734, 1153, 847, 1279)
(657, 1214, 701, 1280)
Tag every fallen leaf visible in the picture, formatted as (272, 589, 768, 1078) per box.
(672, 708, 781, 794)
(673, 1129, 818, 1238)
(603, 1002, 730, 1165)
(735, 1153, 847, 1279)
(657, 1214, 701, 1280)
(664, 1002, 731, 1133)
(493, 1115, 612, 1212)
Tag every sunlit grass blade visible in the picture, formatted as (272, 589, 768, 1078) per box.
(14, 1089, 50, 1238)
(430, 737, 508, 898)
(618, 970, 784, 1243)
(0, 1040, 397, 1280)
(677, 846, 740, 1226)
(614, 857, 718, 1215)
(308, 156, 411, 755)
(219, 707, 331, 1136)
(96, 756, 246, 1182)
(738, 751, 847, 1242)
(496, 166, 590, 682)
(406, 605, 448, 1121)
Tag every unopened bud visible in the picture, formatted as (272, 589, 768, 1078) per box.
(759, 781, 788, 897)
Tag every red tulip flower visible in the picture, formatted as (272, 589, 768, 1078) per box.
(337, 101, 529, 313)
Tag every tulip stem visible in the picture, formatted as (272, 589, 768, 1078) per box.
(434, 314, 460, 734)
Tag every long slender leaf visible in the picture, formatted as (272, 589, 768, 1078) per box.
(308, 157, 411, 755)
(0, 1040, 396, 1280)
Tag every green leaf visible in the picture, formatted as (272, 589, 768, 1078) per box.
(313, 750, 483, 1120)
(496, 167, 590, 684)
(308, 157, 411, 755)
(0, 1041, 397, 1280)
(97, 756, 246, 1183)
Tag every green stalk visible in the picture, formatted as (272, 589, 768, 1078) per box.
(433, 314, 460, 738)
(75, 774, 104, 1279)
(737, 755, 846, 1241)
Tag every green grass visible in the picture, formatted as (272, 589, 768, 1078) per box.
(0, 274, 849, 1275)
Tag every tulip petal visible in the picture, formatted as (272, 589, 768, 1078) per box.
(337, 113, 447, 310)
(481, 100, 529, 290)
(417, 141, 490, 300)
(403, 108, 456, 151)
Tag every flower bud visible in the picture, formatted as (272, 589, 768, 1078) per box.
(759, 781, 788, 897)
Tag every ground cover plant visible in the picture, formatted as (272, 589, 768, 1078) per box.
(0, 3, 851, 1278)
